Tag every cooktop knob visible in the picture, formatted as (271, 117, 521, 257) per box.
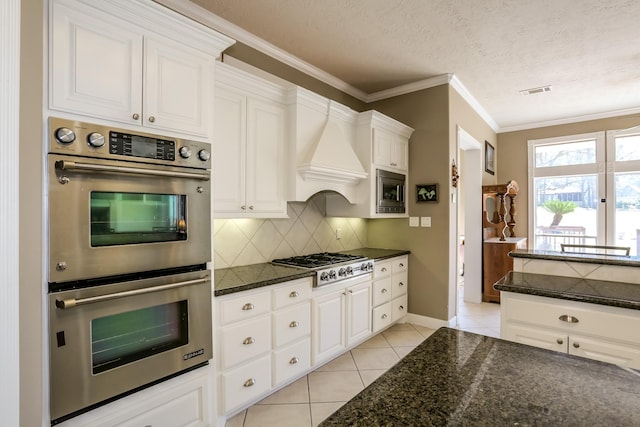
(320, 272, 329, 281)
(55, 127, 76, 144)
(179, 146, 192, 159)
(198, 149, 211, 161)
(87, 132, 105, 147)
(329, 270, 337, 279)
(338, 267, 346, 277)
(346, 266, 353, 275)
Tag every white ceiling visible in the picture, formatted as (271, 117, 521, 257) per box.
(180, 0, 640, 132)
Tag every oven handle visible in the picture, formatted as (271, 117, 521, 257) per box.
(55, 160, 210, 181)
(55, 278, 208, 309)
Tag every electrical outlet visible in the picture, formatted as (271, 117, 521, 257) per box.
(336, 228, 342, 239)
(409, 217, 419, 227)
(421, 217, 431, 227)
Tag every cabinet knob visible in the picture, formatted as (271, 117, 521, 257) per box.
(398, 282, 405, 287)
(148, 115, 156, 123)
(289, 291, 299, 298)
(556, 338, 564, 345)
(573, 342, 580, 349)
(399, 263, 404, 267)
(249, 205, 254, 210)
(558, 314, 579, 323)
(381, 313, 388, 319)
(381, 267, 387, 272)
(242, 303, 254, 311)
(132, 113, 140, 120)
(289, 321, 299, 328)
(243, 337, 255, 345)
(399, 305, 405, 311)
(381, 288, 388, 293)
(289, 357, 299, 365)
(241, 205, 246, 210)
(243, 378, 256, 387)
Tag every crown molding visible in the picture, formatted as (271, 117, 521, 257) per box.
(499, 106, 640, 133)
(364, 74, 453, 102)
(448, 75, 500, 132)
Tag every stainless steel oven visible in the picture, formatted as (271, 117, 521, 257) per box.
(376, 169, 406, 213)
(48, 269, 212, 424)
(47, 117, 212, 283)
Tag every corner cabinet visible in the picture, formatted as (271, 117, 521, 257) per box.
(326, 110, 413, 218)
(501, 291, 640, 369)
(49, 0, 234, 139)
(213, 63, 288, 218)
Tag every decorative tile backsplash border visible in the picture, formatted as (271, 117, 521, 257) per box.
(213, 195, 368, 268)
(514, 258, 640, 285)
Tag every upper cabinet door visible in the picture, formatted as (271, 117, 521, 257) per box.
(143, 36, 213, 137)
(50, 0, 143, 124)
(373, 128, 408, 171)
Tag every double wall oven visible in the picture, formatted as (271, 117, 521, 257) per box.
(47, 118, 213, 424)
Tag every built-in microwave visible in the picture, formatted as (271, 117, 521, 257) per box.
(376, 169, 406, 213)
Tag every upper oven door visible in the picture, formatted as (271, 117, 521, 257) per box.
(48, 154, 211, 283)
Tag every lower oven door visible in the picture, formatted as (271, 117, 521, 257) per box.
(48, 269, 212, 424)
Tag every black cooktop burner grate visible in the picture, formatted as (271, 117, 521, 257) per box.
(271, 252, 365, 269)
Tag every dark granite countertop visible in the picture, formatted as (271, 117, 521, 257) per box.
(321, 327, 640, 426)
(494, 271, 640, 310)
(510, 248, 640, 267)
(213, 248, 409, 296)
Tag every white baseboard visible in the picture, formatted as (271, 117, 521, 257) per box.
(406, 312, 457, 330)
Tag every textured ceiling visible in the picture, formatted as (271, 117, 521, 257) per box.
(188, 0, 640, 130)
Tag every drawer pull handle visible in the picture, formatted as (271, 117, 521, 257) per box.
(243, 337, 255, 345)
(381, 314, 388, 319)
(289, 291, 299, 298)
(244, 378, 256, 387)
(558, 315, 579, 323)
(289, 321, 299, 328)
(381, 267, 388, 272)
(381, 288, 388, 293)
(399, 263, 404, 267)
(556, 338, 564, 345)
(399, 305, 405, 310)
(398, 282, 405, 287)
(573, 342, 580, 349)
(289, 357, 299, 365)
(242, 303, 254, 311)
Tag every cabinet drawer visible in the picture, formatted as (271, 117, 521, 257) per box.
(117, 386, 206, 427)
(502, 321, 567, 353)
(391, 256, 408, 273)
(219, 289, 271, 325)
(221, 355, 271, 413)
(220, 316, 271, 370)
(373, 260, 391, 279)
(502, 292, 640, 344)
(273, 279, 312, 309)
(569, 335, 640, 369)
(391, 294, 408, 323)
(273, 338, 311, 386)
(372, 303, 392, 333)
(391, 271, 408, 298)
(372, 277, 392, 307)
(273, 303, 311, 348)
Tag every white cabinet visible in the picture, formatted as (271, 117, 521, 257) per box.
(49, 0, 232, 138)
(213, 63, 288, 218)
(501, 291, 640, 369)
(311, 276, 372, 365)
(215, 278, 312, 415)
(372, 256, 409, 333)
(325, 110, 413, 218)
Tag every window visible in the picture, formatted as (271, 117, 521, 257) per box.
(529, 129, 640, 256)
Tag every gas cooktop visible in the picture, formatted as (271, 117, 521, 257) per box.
(272, 252, 374, 287)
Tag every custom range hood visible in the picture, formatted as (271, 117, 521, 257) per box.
(289, 88, 367, 203)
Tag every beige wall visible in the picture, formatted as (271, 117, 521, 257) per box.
(20, 0, 44, 424)
(498, 113, 640, 239)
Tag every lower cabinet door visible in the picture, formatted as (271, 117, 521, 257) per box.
(312, 290, 345, 365)
(221, 355, 271, 413)
(372, 303, 392, 333)
(502, 322, 568, 353)
(391, 294, 408, 323)
(273, 338, 311, 386)
(569, 335, 640, 369)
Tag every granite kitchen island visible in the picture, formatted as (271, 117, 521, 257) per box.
(320, 327, 640, 426)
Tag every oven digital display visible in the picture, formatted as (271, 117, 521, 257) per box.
(109, 131, 176, 161)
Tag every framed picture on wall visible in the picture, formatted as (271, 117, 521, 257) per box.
(485, 141, 495, 175)
(417, 184, 438, 202)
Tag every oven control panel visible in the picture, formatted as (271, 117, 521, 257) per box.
(48, 117, 211, 169)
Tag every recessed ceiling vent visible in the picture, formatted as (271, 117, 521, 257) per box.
(519, 85, 552, 96)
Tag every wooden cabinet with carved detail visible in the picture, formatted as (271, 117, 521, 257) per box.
(483, 237, 526, 303)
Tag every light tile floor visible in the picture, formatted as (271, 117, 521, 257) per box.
(225, 286, 500, 427)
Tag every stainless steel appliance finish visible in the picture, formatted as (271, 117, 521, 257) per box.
(272, 252, 374, 286)
(376, 169, 406, 213)
(47, 117, 212, 283)
(48, 269, 213, 423)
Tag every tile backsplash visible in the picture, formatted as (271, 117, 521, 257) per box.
(213, 195, 368, 268)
